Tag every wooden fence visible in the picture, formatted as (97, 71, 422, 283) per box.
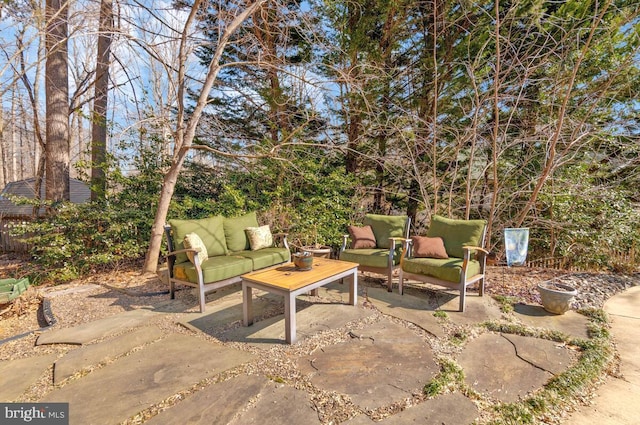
(0, 218, 31, 253)
(527, 248, 638, 272)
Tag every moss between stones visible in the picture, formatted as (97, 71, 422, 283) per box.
(422, 309, 614, 424)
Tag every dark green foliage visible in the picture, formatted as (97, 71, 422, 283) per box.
(11, 200, 149, 283)
(10, 138, 166, 283)
(535, 162, 640, 270)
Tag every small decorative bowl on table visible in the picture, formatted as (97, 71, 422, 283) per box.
(292, 252, 314, 271)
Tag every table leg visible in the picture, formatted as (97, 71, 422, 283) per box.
(347, 270, 357, 306)
(243, 283, 253, 326)
(284, 294, 296, 344)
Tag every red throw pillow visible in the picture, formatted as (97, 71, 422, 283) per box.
(412, 236, 449, 259)
(348, 225, 377, 249)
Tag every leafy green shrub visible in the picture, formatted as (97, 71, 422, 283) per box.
(526, 162, 640, 271)
(9, 138, 165, 283)
(11, 200, 149, 284)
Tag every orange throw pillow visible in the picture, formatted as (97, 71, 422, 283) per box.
(411, 236, 449, 258)
(348, 225, 377, 249)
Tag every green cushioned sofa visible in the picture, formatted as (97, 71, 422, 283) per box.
(398, 215, 488, 312)
(164, 212, 290, 312)
(338, 214, 411, 291)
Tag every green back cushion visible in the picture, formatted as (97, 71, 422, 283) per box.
(426, 215, 486, 258)
(169, 216, 228, 263)
(363, 214, 407, 249)
(223, 212, 259, 252)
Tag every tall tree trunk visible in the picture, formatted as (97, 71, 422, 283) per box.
(0, 108, 5, 189)
(343, 3, 362, 175)
(485, 0, 501, 244)
(345, 108, 360, 174)
(430, 0, 439, 215)
(17, 28, 46, 216)
(143, 0, 266, 273)
(373, 3, 399, 213)
(91, 0, 113, 201)
(45, 0, 70, 204)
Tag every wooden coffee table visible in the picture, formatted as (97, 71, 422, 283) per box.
(242, 258, 358, 344)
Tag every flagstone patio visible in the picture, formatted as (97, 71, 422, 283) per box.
(1, 277, 637, 424)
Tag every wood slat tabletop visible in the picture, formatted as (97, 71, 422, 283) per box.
(242, 258, 358, 292)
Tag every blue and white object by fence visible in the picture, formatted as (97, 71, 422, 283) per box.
(504, 228, 529, 267)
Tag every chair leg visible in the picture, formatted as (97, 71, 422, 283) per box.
(398, 269, 404, 295)
(198, 285, 206, 313)
(169, 273, 175, 300)
(459, 282, 466, 312)
(387, 269, 393, 292)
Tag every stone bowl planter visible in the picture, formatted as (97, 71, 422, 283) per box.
(292, 252, 314, 271)
(538, 281, 578, 314)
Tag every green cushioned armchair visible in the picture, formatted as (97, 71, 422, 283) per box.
(399, 215, 488, 312)
(339, 214, 411, 291)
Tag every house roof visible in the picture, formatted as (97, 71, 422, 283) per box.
(0, 178, 90, 218)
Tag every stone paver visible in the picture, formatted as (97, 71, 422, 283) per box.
(0, 353, 59, 401)
(367, 286, 503, 337)
(215, 303, 374, 347)
(512, 304, 591, 340)
(53, 326, 164, 383)
(178, 291, 282, 335)
(342, 391, 478, 424)
(366, 287, 446, 338)
(501, 333, 574, 375)
(381, 393, 478, 424)
(316, 280, 359, 303)
(41, 334, 254, 425)
(344, 414, 376, 424)
(145, 375, 270, 425)
(229, 383, 320, 424)
(180, 280, 373, 346)
(457, 332, 572, 402)
(298, 319, 438, 409)
(36, 308, 158, 345)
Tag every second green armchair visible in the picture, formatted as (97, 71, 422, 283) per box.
(338, 213, 411, 291)
(398, 215, 488, 312)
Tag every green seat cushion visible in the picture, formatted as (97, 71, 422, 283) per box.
(223, 212, 259, 252)
(339, 248, 400, 269)
(173, 255, 252, 283)
(233, 248, 290, 270)
(402, 257, 481, 283)
(363, 214, 407, 249)
(426, 215, 486, 258)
